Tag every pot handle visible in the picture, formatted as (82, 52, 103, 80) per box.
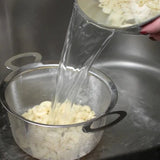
(82, 111, 127, 133)
(5, 52, 42, 71)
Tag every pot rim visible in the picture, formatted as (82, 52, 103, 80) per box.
(0, 62, 118, 128)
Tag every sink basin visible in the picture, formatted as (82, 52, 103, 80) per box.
(0, 0, 160, 159)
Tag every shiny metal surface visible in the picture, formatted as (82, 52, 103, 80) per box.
(1, 54, 122, 160)
(1, 60, 118, 127)
(0, 0, 160, 160)
(1, 61, 118, 160)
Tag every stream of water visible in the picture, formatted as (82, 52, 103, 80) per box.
(51, 2, 115, 121)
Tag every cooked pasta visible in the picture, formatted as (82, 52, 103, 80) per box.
(18, 101, 98, 160)
(99, 0, 160, 27)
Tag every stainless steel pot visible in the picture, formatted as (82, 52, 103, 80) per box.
(76, 0, 160, 34)
(0, 52, 124, 160)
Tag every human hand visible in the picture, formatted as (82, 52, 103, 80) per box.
(140, 17, 160, 41)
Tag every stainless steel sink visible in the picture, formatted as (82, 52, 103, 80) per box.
(0, 0, 160, 159)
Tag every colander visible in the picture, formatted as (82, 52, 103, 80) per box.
(0, 52, 126, 160)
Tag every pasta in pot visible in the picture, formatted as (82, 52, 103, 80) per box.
(98, 0, 160, 27)
(22, 101, 95, 125)
(16, 101, 100, 160)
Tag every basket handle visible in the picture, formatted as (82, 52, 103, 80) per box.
(5, 52, 42, 71)
(83, 111, 127, 133)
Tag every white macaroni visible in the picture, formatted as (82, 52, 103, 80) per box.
(16, 101, 100, 160)
(22, 101, 95, 125)
(99, 0, 160, 27)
